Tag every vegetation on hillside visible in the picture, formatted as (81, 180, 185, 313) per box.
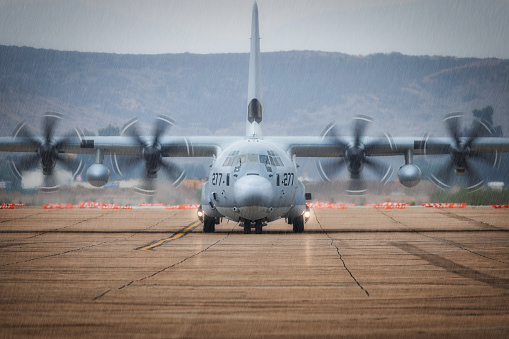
(430, 188, 509, 205)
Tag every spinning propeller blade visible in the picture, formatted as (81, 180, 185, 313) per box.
(115, 115, 186, 196)
(317, 115, 393, 195)
(10, 113, 83, 193)
(429, 112, 498, 192)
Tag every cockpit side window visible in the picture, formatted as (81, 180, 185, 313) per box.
(259, 155, 269, 165)
(266, 150, 284, 166)
(223, 156, 237, 167)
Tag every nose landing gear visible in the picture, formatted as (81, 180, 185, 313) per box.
(242, 219, 264, 234)
(244, 223, 251, 234)
(255, 220, 263, 234)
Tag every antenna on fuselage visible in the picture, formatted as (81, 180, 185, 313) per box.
(246, 2, 262, 138)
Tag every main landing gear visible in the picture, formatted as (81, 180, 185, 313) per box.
(203, 215, 219, 233)
(288, 215, 304, 233)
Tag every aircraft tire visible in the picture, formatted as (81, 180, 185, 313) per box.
(244, 222, 252, 234)
(292, 215, 304, 233)
(255, 220, 263, 234)
(203, 215, 216, 233)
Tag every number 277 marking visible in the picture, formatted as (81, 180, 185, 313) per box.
(281, 173, 294, 186)
(212, 173, 223, 185)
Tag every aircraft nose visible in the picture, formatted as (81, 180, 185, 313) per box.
(234, 174, 273, 207)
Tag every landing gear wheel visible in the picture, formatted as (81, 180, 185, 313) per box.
(292, 215, 304, 233)
(203, 215, 216, 233)
(244, 222, 252, 234)
(255, 220, 263, 234)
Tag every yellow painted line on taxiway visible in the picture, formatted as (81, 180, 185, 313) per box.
(137, 220, 202, 251)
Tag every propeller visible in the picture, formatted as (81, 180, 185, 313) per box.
(316, 114, 393, 195)
(429, 112, 498, 192)
(113, 115, 186, 196)
(10, 112, 83, 193)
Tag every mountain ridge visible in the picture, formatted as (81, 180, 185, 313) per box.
(0, 45, 507, 139)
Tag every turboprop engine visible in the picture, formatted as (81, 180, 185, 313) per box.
(86, 149, 110, 187)
(398, 164, 421, 187)
(86, 163, 110, 187)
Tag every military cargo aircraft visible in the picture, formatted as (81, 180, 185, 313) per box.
(1, 2, 508, 234)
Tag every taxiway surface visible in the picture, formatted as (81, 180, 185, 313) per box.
(1, 207, 508, 338)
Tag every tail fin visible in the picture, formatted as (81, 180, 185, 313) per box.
(247, 2, 262, 137)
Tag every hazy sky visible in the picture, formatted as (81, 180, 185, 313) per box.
(0, 0, 508, 58)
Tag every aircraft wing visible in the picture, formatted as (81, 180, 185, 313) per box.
(0, 134, 241, 191)
(269, 134, 509, 193)
(268, 136, 509, 158)
(0, 136, 238, 157)
(3, 135, 509, 158)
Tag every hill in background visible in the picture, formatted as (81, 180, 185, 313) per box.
(1, 46, 508, 138)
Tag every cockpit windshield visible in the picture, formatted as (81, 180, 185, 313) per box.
(222, 150, 284, 167)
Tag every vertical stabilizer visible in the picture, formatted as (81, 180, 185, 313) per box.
(247, 2, 262, 137)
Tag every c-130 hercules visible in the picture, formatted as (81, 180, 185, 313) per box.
(1, 2, 508, 234)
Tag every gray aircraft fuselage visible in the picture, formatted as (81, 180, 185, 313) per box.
(201, 137, 307, 224)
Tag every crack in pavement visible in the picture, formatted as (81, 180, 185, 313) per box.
(0, 239, 112, 267)
(378, 210, 509, 266)
(0, 211, 44, 224)
(124, 211, 180, 241)
(0, 211, 45, 243)
(315, 214, 370, 297)
(0, 210, 113, 243)
(27, 210, 114, 239)
(93, 224, 235, 301)
(0, 212, 178, 267)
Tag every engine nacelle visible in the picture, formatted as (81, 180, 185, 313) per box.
(86, 163, 110, 187)
(398, 164, 421, 188)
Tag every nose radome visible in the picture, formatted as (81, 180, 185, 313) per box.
(234, 175, 273, 207)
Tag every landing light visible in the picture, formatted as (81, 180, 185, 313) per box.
(197, 208, 204, 222)
(304, 210, 311, 221)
